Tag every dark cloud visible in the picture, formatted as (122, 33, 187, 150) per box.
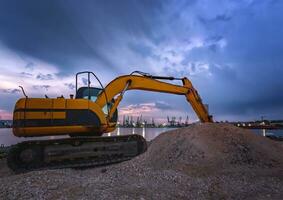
(0, 1, 113, 73)
(20, 72, 33, 77)
(198, 14, 232, 25)
(155, 101, 173, 110)
(215, 14, 232, 22)
(0, 0, 163, 74)
(64, 83, 75, 90)
(205, 35, 223, 44)
(32, 85, 51, 91)
(81, 78, 88, 86)
(0, 0, 283, 121)
(36, 73, 53, 80)
(25, 62, 35, 70)
(211, 88, 283, 120)
(0, 89, 21, 94)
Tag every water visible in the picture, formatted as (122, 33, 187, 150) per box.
(0, 127, 176, 147)
(0, 127, 282, 147)
(0, 128, 67, 147)
(252, 129, 283, 137)
(105, 127, 176, 141)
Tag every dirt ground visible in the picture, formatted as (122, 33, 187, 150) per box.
(1, 123, 283, 200)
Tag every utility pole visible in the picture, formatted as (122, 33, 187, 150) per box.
(185, 115, 189, 126)
(123, 115, 125, 126)
(151, 117, 155, 127)
(179, 116, 182, 126)
(136, 116, 140, 127)
(172, 116, 176, 126)
(130, 116, 133, 127)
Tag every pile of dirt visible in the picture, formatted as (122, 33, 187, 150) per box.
(139, 123, 283, 172)
(1, 123, 283, 200)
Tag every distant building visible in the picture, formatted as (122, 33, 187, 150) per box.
(0, 120, 13, 128)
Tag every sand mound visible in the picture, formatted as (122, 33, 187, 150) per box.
(139, 123, 283, 171)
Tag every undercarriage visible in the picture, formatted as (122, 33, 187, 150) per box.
(7, 134, 147, 173)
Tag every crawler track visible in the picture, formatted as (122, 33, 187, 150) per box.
(7, 134, 147, 173)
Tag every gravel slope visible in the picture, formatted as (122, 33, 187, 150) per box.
(1, 123, 283, 200)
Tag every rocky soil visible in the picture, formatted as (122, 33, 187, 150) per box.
(1, 123, 283, 200)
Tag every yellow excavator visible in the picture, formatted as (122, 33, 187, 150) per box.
(8, 71, 213, 172)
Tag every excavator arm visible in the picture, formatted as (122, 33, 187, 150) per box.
(96, 72, 213, 123)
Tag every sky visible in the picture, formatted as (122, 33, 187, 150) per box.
(0, 0, 283, 122)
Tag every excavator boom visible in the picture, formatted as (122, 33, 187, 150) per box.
(95, 73, 212, 123)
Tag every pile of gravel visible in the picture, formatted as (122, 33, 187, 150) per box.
(140, 123, 283, 171)
(0, 123, 283, 200)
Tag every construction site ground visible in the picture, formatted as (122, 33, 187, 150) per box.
(0, 123, 283, 200)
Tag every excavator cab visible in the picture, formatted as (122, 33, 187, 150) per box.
(75, 72, 118, 123)
(76, 86, 102, 102)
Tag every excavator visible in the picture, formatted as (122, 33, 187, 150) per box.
(8, 71, 213, 172)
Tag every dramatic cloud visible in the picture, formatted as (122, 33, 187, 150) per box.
(120, 103, 159, 116)
(119, 101, 187, 123)
(0, 0, 282, 121)
(0, 89, 21, 94)
(36, 73, 53, 81)
(120, 101, 173, 115)
(32, 85, 51, 91)
(64, 83, 76, 90)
